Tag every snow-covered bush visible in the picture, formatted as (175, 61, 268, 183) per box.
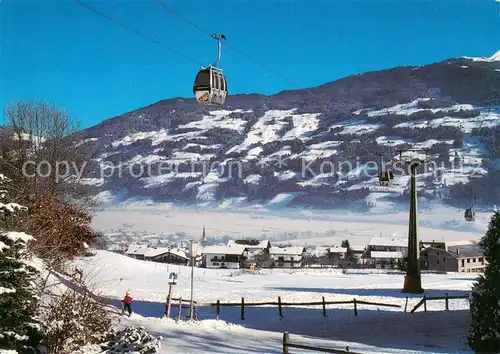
(103, 326, 161, 354)
(0, 173, 43, 352)
(43, 288, 114, 353)
(468, 211, 500, 352)
(70, 326, 161, 354)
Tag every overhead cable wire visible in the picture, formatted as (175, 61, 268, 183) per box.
(73, 0, 253, 93)
(153, 0, 337, 108)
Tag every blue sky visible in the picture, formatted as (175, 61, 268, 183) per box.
(2, 0, 499, 129)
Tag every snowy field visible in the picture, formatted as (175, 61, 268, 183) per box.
(70, 250, 477, 353)
(91, 202, 490, 247)
(79, 202, 494, 352)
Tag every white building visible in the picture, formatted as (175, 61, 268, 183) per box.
(125, 245, 149, 260)
(328, 245, 347, 259)
(370, 251, 404, 269)
(367, 237, 407, 268)
(143, 247, 190, 265)
(202, 244, 248, 269)
(269, 247, 305, 268)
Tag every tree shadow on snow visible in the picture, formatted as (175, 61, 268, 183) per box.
(265, 286, 469, 299)
(103, 295, 471, 353)
(195, 305, 472, 353)
(146, 327, 282, 353)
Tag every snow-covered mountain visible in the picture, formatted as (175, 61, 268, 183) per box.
(72, 53, 500, 209)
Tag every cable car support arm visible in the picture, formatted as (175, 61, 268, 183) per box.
(212, 34, 226, 67)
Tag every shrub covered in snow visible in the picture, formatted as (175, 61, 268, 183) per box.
(468, 211, 500, 352)
(70, 326, 161, 354)
(0, 173, 43, 352)
(43, 289, 114, 353)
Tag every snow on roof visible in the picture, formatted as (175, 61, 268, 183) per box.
(269, 247, 305, 255)
(144, 247, 189, 259)
(328, 246, 347, 253)
(370, 251, 403, 259)
(228, 239, 270, 249)
(305, 246, 329, 257)
(446, 245, 483, 258)
(202, 244, 247, 255)
(350, 245, 366, 252)
(125, 245, 149, 256)
(368, 237, 407, 248)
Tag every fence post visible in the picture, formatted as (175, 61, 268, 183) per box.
(241, 297, 245, 320)
(423, 295, 427, 312)
(445, 293, 449, 311)
(166, 295, 172, 319)
(404, 297, 408, 313)
(177, 297, 182, 321)
(353, 298, 358, 316)
(216, 300, 220, 320)
(283, 332, 289, 354)
(278, 296, 283, 318)
(322, 296, 327, 317)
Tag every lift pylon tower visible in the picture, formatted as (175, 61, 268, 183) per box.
(394, 149, 430, 294)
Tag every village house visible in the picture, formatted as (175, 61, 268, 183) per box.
(143, 247, 190, 265)
(202, 244, 248, 269)
(125, 245, 149, 260)
(303, 246, 329, 267)
(423, 243, 486, 273)
(227, 239, 271, 260)
(350, 245, 368, 266)
(367, 237, 407, 268)
(328, 245, 347, 262)
(269, 246, 305, 268)
(124, 245, 195, 265)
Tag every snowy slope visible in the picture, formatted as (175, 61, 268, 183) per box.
(68, 250, 476, 353)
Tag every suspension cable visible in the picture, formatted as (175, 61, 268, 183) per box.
(73, 0, 253, 93)
(153, 0, 336, 108)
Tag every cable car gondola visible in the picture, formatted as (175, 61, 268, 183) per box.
(378, 156, 394, 187)
(464, 196, 476, 222)
(464, 208, 475, 222)
(193, 34, 227, 106)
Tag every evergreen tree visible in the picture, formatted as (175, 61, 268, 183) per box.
(0, 174, 42, 352)
(341, 239, 359, 267)
(468, 211, 500, 352)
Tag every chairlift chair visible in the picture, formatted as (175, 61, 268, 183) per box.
(193, 34, 228, 105)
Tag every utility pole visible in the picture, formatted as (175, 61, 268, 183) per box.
(397, 149, 427, 294)
(190, 239, 195, 320)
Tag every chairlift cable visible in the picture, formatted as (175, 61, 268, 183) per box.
(154, 0, 337, 109)
(73, 0, 254, 93)
(74, 0, 200, 66)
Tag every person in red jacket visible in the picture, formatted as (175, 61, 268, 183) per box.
(121, 290, 133, 316)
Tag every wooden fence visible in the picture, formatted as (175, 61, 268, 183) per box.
(165, 297, 199, 320)
(282, 332, 361, 354)
(168, 296, 401, 321)
(410, 293, 469, 313)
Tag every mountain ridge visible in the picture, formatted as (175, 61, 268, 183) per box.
(70, 54, 500, 209)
